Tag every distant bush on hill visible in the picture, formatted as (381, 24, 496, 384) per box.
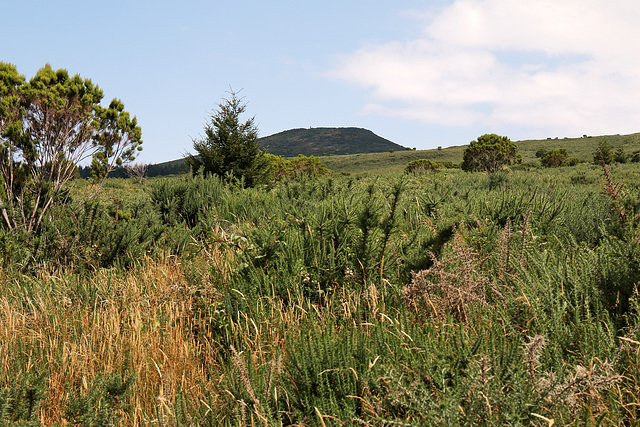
(540, 148, 569, 167)
(266, 154, 331, 181)
(405, 159, 440, 173)
(404, 159, 460, 174)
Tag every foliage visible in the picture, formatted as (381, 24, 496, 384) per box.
(0, 371, 46, 425)
(404, 158, 440, 173)
(462, 133, 520, 172)
(265, 153, 332, 181)
(540, 148, 569, 167)
(615, 146, 628, 163)
(593, 141, 614, 164)
(3, 163, 640, 424)
(0, 62, 142, 233)
(259, 126, 405, 157)
(63, 373, 135, 426)
(185, 90, 270, 187)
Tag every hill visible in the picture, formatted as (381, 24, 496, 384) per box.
(139, 131, 640, 177)
(321, 132, 640, 174)
(257, 127, 407, 157)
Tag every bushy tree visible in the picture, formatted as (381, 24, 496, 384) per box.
(0, 63, 142, 232)
(186, 90, 270, 187)
(540, 148, 569, 167)
(461, 134, 519, 172)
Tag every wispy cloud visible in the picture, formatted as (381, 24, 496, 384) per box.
(327, 0, 640, 137)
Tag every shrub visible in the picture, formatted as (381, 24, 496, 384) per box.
(535, 149, 548, 158)
(567, 157, 581, 166)
(540, 148, 569, 168)
(615, 146, 628, 163)
(404, 159, 440, 174)
(462, 134, 520, 172)
(593, 141, 614, 165)
(265, 154, 332, 181)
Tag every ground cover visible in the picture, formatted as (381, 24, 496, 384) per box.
(1, 162, 640, 425)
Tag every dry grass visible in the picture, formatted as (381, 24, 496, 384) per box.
(0, 253, 231, 425)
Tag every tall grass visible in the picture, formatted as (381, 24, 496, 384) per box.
(1, 164, 640, 424)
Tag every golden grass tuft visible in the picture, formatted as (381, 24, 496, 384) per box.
(0, 254, 227, 425)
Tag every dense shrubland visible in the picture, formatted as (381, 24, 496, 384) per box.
(1, 162, 640, 425)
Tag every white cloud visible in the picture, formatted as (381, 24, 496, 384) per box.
(327, 0, 640, 137)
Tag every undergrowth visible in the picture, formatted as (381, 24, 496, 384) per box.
(0, 164, 639, 425)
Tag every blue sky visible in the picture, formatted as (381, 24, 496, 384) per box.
(2, 0, 639, 164)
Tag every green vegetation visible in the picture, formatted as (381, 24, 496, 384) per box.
(266, 154, 332, 181)
(121, 131, 640, 178)
(540, 148, 569, 167)
(258, 127, 407, 157)
(1, 157, 640, 424)
(404, 158, 441, 173)
(186, 90, 270, 187)
(0, 62, 142, 233)
(462, 133, 520, 172)
(3, 74, 640, 424)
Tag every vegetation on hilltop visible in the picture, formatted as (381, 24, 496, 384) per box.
(258, 127, 408, 157)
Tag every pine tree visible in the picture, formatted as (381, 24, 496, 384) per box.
(186, 90, 270, 187)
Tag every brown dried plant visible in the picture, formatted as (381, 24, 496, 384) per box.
(524, 335, 546, 379)
(597, 147, 628, 223)
(538, 360, 622, 415)
(402, 229, 503, 324)
(519, 208, 532, 268)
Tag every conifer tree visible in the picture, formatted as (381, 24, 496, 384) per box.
(186, 90, 270, 187)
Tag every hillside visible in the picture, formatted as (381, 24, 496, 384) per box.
(257, 127, 407, 157)
(322, 132, 640, 174)
(140, 131, 640, 176)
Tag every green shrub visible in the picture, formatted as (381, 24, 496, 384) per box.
(540, 148, 569, 167)
(462, 134, 520, 172)
(63, 373, 135, 426)
(567, 157, 581, 166)
(404, 159, 440, 173)
(593, 141, 614, 164)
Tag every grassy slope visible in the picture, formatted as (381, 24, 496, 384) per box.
(321, 132, 640, 174)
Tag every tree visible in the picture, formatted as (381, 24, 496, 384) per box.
(461, 133, 519, 172)
(0, 63, 142, 232)
(186, 90, 270, 187)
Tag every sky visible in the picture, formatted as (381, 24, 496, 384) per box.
(2, 0, 639, 164)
